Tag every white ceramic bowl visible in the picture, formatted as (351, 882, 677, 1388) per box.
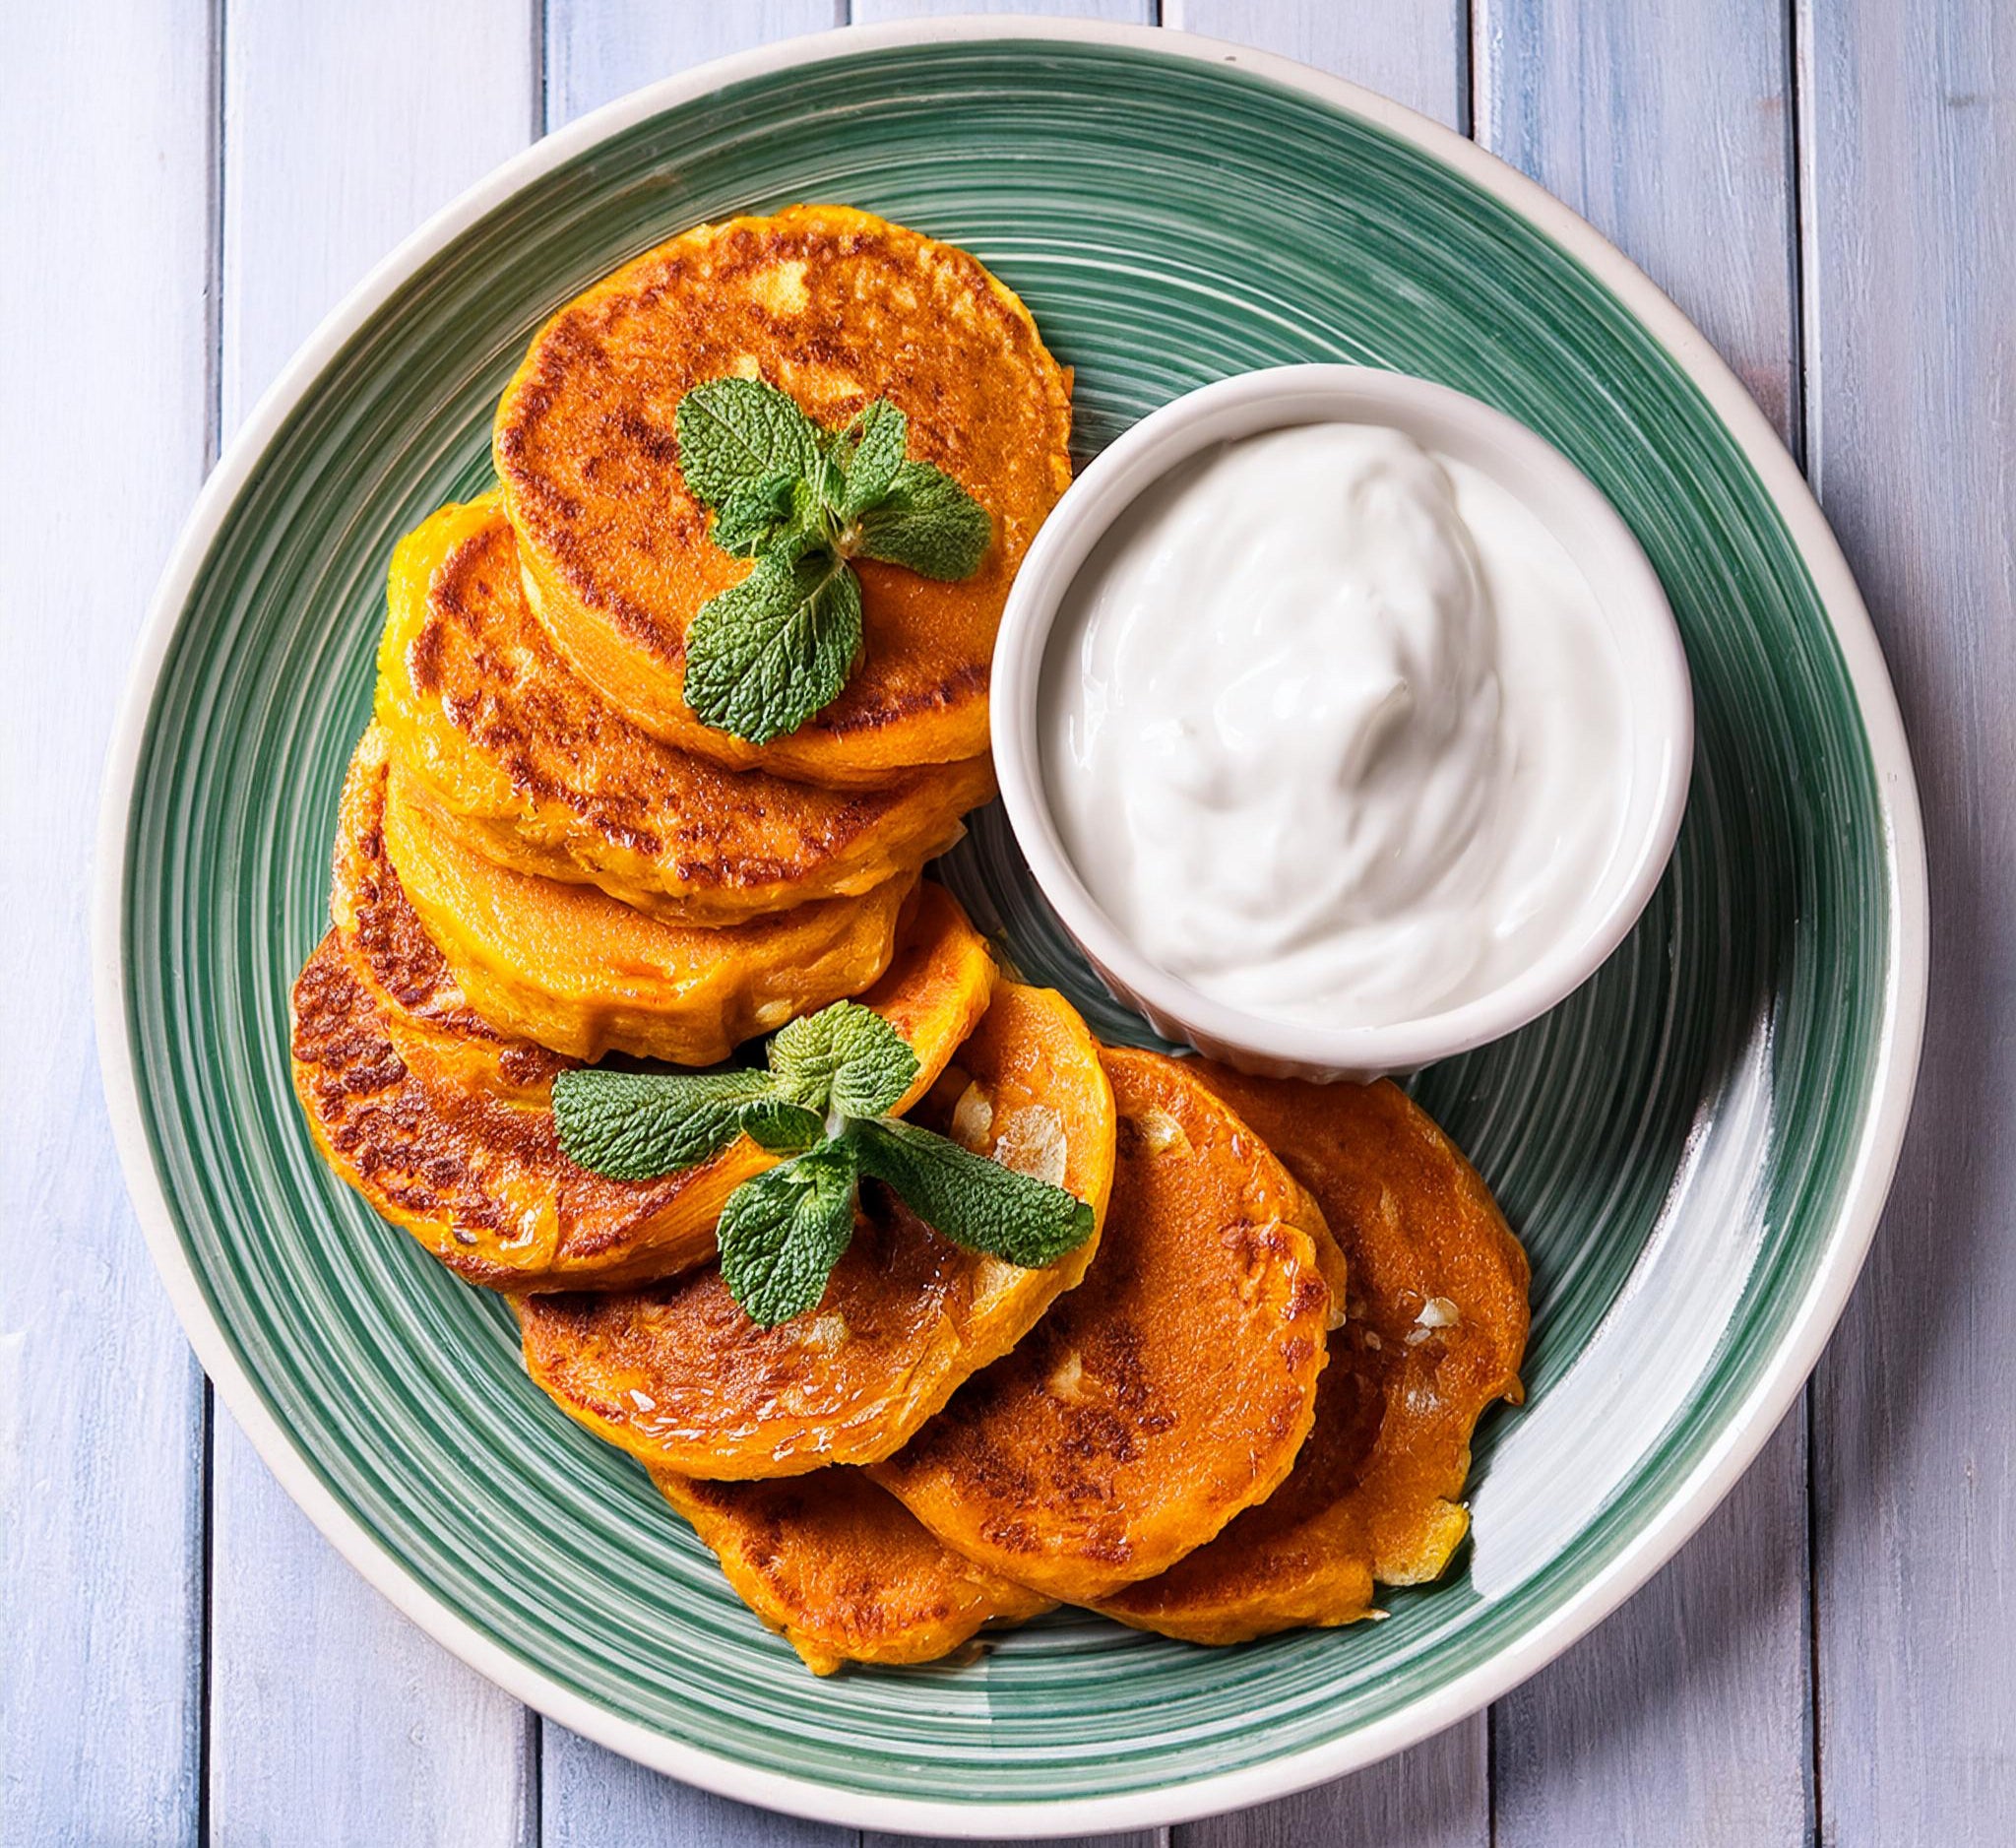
(990, 363, 1694, 1080)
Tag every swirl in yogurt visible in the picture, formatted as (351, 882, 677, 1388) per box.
(1040, 422, 1629, 1031)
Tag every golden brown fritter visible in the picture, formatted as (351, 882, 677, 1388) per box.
(375, 494, 993, 922)
(290, 929, 762, 1290)
(493, 205, 1073, 787)
(331, 726, 566, 1105)
(869, 1049, 1335, 1605)
(1095, 1072, 1530, 1643)
(515, 981, 1116, 1478)
(380, 752, 916, 1064)
(291, 744, 993, 1290)
(652, 1467, 1050, 1676)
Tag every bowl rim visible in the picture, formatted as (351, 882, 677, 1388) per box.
(91, 14, 1928, 1840)
(990, 361, 1697, 1079)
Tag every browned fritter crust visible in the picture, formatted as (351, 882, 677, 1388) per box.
(292, 732, 995, 1290)
(379, 751, 919, 1066)
(493, 205, 1073, 786)
(289, 926, 755, 1290)
(515, 980, 1116, 1479)
(376, 495, 993, 921)
(652, 1467, 1051, 1675)
(1096, 1073, 1530, 1643)
(869, 1049, 1336, 1605)
(332, 725, 566, 1104)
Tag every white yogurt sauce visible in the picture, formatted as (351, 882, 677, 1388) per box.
(1040, 421, 1630, 1031)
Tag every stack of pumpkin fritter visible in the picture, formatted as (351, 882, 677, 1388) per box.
(291, 206, 1530, 1676)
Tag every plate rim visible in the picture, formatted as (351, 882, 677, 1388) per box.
(91, 14, 1929, 1838)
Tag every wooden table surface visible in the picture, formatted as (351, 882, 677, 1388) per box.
(6, 1, 2008, 1841)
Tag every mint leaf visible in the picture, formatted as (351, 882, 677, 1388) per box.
(682, 547, 862, 744)
(738, 1097, 826, 1156)
(831, 401, 909, 519)
(710, 471, 812, 558)
(770, 1000, 920, 1118)
(717, 1142, 861, 1326)
(552, 1066, 776, 1180)
(675, 378, 821, 510)
(851, 1116, 1094, 1268)
(671, 379, 992, 745)
(852, 461, 992, 580)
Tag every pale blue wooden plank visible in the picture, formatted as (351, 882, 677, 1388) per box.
(546, 0, 844, 122)
(0, 2, 212, 1838)
(1183, 1725, 1484, 1848)
(1163, 5, 1484, 1840)
(1170, 0, 1467, 123)
(1804, 0, 2016, 1838)
(539, 1759, 852, 1848)
(1473, 2, 1813, 1840)
(851, 0, 1156, 22)
(1475, 0, 1801, 435)
(206, 5, 540, 1839)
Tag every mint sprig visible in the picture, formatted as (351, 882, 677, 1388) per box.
(670, 380, 994, 744)
(679, 548, 862, 746)
(551, 998, 1093, 1327)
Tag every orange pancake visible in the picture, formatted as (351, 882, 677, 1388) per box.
(652, 1467, 1050, 1676)
(330, 726, 564, 1106)
(1096, 1072, 1530, 1643)
(493, 205, 1073, 787)
(869, 1049, 1335, 1605)
(380, 751, 915, 1064)
(515, 979, 1116, 1478)
(375, 494, 993, 923)
(292, 741, 993, 1289)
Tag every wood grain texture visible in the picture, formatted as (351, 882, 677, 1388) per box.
(1474, 2, 1814, 1840)
(1168, 0, 1468, 126)
(0, 1, 212, 1839)
(546, 0, 844, 121)
(1803, 0, 2016, 1839)
(1166, 6, 1485, 1842)
(850, 0, 1156, 22)
(206, 4, 538, 1841)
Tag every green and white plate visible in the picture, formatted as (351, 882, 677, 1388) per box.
(94, 19, 1926, 1838)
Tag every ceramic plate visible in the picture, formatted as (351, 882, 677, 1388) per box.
(94, 20, 1925, 1838)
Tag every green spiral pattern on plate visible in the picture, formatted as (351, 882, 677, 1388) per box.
(117, 38, 1893, 1810)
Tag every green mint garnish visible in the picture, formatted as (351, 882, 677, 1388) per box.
(708, 470, 810, 559)
(548, 1066, 776, 1180)
(550, 997, 1093, 1327)
(832, 401, 910, 519)
(670, 379, 993, 744)
(679, 547, 862, 746)
(769, 998, 919, 1117)
(850, 1115, 1096, 1267)
(672, 377, 821, 508)
(851, 460, 994, 581)
(736, 1097, 827, 1157)
(717, 1141, 860, 1327)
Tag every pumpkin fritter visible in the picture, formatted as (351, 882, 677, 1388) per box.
(651, 1467, 1051, 1676)
(291, 747, 992, 1289)
(376, 494, 994, 922)
(330, 726, 564, 1106)
(493, 205, 1073, 787)
(292, 930, 756, 1290)
(870, 1049, 1335, 1604)
(514, 980, 1116, 1479)
(379, 754, 915, 1063)
(1097, 1072, 1529, 1643)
